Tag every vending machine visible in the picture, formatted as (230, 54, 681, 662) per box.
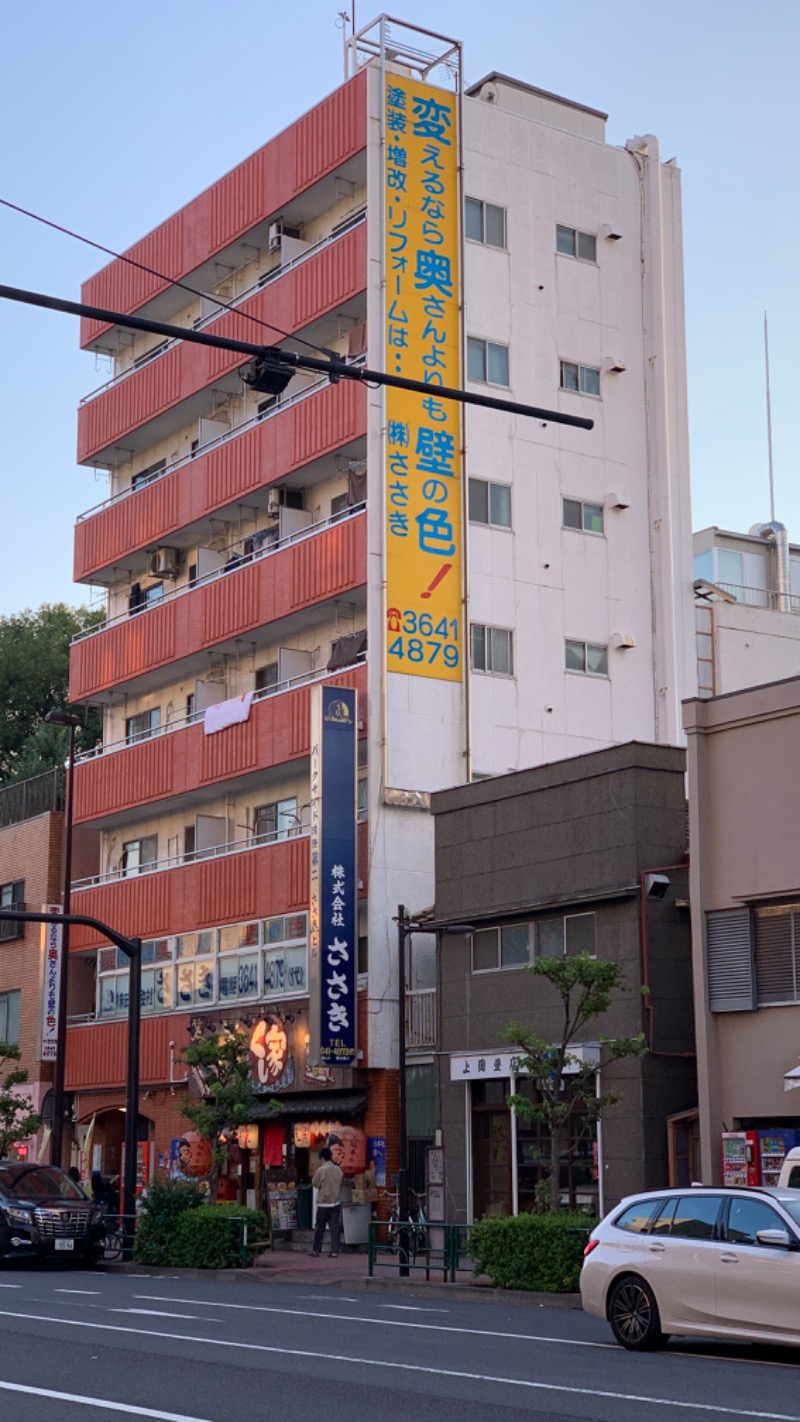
(721, 1131, 760, 1186)
(758, 1129, 800, 1186)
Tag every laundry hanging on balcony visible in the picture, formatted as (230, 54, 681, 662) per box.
(204, 691, 254, 736)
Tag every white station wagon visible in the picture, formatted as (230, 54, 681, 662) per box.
(581, 1185, 800, 1350)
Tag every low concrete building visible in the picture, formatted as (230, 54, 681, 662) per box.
(685, 675, 800, 1186)
(429, 742, 696, 1219)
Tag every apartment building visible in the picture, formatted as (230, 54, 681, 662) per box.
(64, 19, 694, 1204)
(693, 522, 800, 697)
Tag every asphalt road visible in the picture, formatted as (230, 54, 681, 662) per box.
(1, 1266, 800, 1421)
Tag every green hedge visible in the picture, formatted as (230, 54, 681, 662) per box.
(468, 1212, 596, 1292)
(134, 1178, 206, 1266)
(169, 1204, 270, 1269)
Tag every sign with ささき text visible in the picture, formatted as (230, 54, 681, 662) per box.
(384, 74, 462, 683)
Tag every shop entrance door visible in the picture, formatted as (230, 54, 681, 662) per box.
(472, 1081, 511, 1218)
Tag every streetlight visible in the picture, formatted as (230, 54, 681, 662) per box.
(395, 905, 474, 1276)
(44, 708, 80, 1170)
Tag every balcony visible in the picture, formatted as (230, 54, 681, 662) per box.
(77, 222, 367, 467)
(67, 819, 368, 952)
(73, 661, 367, 828)
(714, 582, 800, 614)
(66, 1012, 191, 1091)
(405, 988, 436, 1050)
(0, 768, 64, 827)
(73, 377, 366, 584)
(80, 69, 367, 349)
(69, 507, 367, 703)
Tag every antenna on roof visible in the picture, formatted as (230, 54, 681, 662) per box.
(765, 311, 776, 522)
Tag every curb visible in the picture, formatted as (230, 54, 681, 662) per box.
(99, 1261, 582, 1306)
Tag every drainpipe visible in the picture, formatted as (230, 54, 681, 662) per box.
(749, 521, 791, 613)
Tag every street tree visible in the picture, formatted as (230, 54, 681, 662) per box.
(0, 1041, 42, 1159)
(504, 953, 645, 1213)
(0, 603, 104, 784)
(181, 1029, 261, 1203)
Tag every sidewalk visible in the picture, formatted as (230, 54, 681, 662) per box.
(253, 1247, 369, 1286)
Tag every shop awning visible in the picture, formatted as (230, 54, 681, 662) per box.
(248, 1090, 367, 1121)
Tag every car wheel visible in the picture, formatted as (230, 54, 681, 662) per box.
(608, 1275, 666, 1351)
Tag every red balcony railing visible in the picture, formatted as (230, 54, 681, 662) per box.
(65, 1012, 191, 1091)
(73, 663, 367, 825)
(77, 223, 366, 465)
(80, 70, 367, 348)
(69, 511, 366, 702)
(73, 379, 366, 583)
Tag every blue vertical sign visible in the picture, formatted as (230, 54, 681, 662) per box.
(318, 685, 358, 1065)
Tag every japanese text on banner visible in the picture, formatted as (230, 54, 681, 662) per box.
(384, 76, 462, 683)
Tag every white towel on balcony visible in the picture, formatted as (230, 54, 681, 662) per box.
(203, 691, 254, 736)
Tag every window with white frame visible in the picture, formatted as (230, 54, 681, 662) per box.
(556, 225, 597, 263)
(467, 337, 510, 387)
(262, 913, 308, 999)
(471, 624, 514, 676)
(560, 361, 600, 397)
(469, 479, 512, 529)
(562, 498, 604, 535)
(0, 990, 20, 1045)
(565, 640, 608, 676)
(120, 834, 158, 876)
(538, 913, 597, 958)
(253, 797, 298, 842)
(472, 924, 532, 972)
(465, 198, 507, 249)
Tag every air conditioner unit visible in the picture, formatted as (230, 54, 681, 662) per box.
(147, 547, 181, 579)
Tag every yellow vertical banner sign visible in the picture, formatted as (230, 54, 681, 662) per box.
(384, 75, 462, 683)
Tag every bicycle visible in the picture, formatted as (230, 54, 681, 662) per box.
(99, 1212, 125, 1262)
(379, 1188, 429, 1261)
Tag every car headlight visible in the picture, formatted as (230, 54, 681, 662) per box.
(5, 1207, 33, 1226)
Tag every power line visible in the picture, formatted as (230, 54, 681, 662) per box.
(0, 282, 595, 431)
(0, 195, 337, 360)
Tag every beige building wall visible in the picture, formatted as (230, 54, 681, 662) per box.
(684, 677, 800, 1183)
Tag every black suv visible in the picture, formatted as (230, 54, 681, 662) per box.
(0, 1163, 104, 1264)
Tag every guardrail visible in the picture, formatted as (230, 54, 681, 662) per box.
(367, 1220, 472, 1283)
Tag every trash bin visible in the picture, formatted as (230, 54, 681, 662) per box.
(342, 1202, 371, 1246)
(296, 1181, 312, 1230)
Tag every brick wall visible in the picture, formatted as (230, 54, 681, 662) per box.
(75, 1083, 190, 1175)
(0, 811, 64, 1087)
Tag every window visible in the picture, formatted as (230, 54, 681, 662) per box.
(726, 1197, 786, 1246)
(125, 708, 161, 745)
(565, 640, 608, 676)
(132, 459, 166, 491)
(129, 581, 164, 616)
(0, 881, 24, 942)
(331, 492, 349, 521)
(255, 662, 279, 694)
(257, 396, 278, 420)
(562, 498, 604, 535)
(465, 198, 507, 249)
(262, 913, 308, 1000)
(613, 1199, 666, 1234)
(121, 835, 158, 877)
(537, 913, 597, 959)
(556, 225, 597, 263)
(754, 907, 800, 1006)
(467, 337, 510, 387)
(0, 990, 20, 1046)
(560, 361, 600, 397)
(669, 1196, 723, 1241)
(469, 479, 512, 529)
(471, 624, 514, 676)
(183, 825, 196, 860)
(253, 798, 298, 843)
(472, 924, 532, 972)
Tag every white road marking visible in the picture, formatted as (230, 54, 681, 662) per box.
(299, 1294, 360, 1303)
(133, 1293, 614, 1348)
(0, 1309, 795, 1420)
(54, 1289, 101, 1296)
(378, 1304, 449, 1313)
(0, 1378, 215, 1421)
(111, 1309, 205, 1320)
(0, 1284, 21, 1289)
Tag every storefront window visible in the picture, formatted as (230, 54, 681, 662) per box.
(470, 1078, 598, 1219)
(218, 951, 259, 1001)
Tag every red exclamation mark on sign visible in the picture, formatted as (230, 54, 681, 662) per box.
(420, 563, 453, 599)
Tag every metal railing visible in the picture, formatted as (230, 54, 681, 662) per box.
(0, 768, 65, 827)
(717, 581, 800, 613)
(75, 656, 365, 765)
(71, 501, 366, 646)
(73, 825, 310, 892)
(79, 211, 367, 406)
(367, 1220, 472, 1282)
(405, 987, 436, 1049)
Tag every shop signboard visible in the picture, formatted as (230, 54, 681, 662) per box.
(383, 73, 463, 685)
(40, 903, 63, 1061)
(309, 685, 358, 1065)
(249, 1013, 289, 1091)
